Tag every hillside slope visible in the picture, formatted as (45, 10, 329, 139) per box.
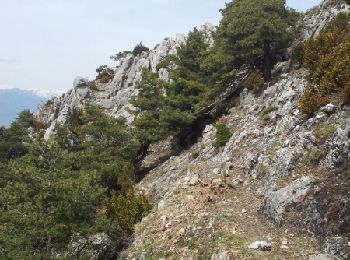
(124, 67, 350, 259)
(31, 0, 350, 259)
(121, 1, 350, 259)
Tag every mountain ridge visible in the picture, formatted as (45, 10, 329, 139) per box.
(0, 88, 47, 126)
(29, 0, 350, 259)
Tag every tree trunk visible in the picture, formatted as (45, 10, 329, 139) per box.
(263, 41, 272, 82)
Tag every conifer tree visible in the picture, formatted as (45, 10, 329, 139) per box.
(216, 0, 299, 81)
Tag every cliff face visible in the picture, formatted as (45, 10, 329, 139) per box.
(34, 24, 215, 139)
(33, 0, 350, 259)
(124, 67, 350, 259)
(124, 1, 350, 259)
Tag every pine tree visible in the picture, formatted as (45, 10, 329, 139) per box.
(216, 0, 299, 81)
(170, 27, 211, 111)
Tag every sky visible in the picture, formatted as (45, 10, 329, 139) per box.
(0, 0, 321, 95)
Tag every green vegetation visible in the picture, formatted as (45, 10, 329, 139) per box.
(197, 231, 250, 259)
(131, 1, 299, 143)
(88, 80, 100, 91)
(215, 0, 299, 82)
(96, 65, 114, 83)
(312, 121, 337, 143)
(132, 42, 149, 56)
(213, 122, 233, 148)
(243, 70, 265, 94)
(299, 85, 329, 116)
(300, 13, 350, 115)
(156, 55, 173, 71)
(110, 50, 132, 62)
(0, 1, 307, 258)
(304, 147, 324, 165)
(0, 106, 150, 258)
(131, 28, 212, 143)
(261, 106, 277, 116)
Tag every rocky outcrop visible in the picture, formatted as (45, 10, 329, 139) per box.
(260, 176, 312, 226)
(127, 60, 350, 257)
(300, 0, 350, 41)
(32, 0, 350, 258)
(34, 24, 215, 139)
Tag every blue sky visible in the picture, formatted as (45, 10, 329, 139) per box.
(0, 0, 321, 94)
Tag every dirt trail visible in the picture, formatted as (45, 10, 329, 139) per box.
(123, 170, 320, 259)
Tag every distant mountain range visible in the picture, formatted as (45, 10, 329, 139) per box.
(0, 89, 48, 127)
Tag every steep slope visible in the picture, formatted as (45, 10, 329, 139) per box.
(34, 24, 214, 139)
(121, 1, 350, 259)
(30, 0, 350, 259)
(124, 72, 350, 260)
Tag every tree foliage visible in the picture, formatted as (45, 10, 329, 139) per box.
(300, 13, 350, 115)
(0, 106, 149, 258)
(132, 28, 217, 143)
(215, 0, 299, 81)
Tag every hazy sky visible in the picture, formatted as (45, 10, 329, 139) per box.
(0, 0, 321, 94)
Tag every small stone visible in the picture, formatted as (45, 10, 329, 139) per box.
(248, 241, 272, 251)
(189, 174, 199, 186)
(160, 215, 169, 226)
(158, 199, 166, 210)
(212, 178, 224, 187)
(187, 195, 194, 200)
(308, 254, 337, 260)
(316, 112, 326, 120)
(211, 251, 229, 260)
(241, 209, 247, 214)
(213, 168, 220, 175)
(320, 103, 336, 114)
(232, 225, 238, 234)
(178, 228, 185, 236)
(280, 245, 289, 249)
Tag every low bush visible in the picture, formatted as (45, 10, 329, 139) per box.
(96, 65, 114, 83)
(109, 188, 151, 233)
(213, 122, 232, 148)
(132, 42, 149, 56)
(88, 80, 99, 91)
(260, 106, 277, 116)
(299, 86, 329, 116)
(300, 13, 350, 115)
(313, 122, 337, 143)
(243, 70, 264, 94)
(156, 55, 172, 71)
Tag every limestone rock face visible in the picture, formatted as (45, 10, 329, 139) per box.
(34, 25, 217, 139)
(260, 177, 312, 226)
(31, 1, 350, 258)
(300, 0, 350, 41)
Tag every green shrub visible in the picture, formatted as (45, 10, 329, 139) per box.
(132, 42, 149, 56)
(109, 188, 151, 233)
(313, 122, 337, 143)
(260, 106, 277, 116)
(88, 80, 99, 91)
(304, 147, 324, 165)
(96, 65, 114, 83)
(110, 51, 132, 62)
(300, 13, 350, 115)
(299, 86, 329, 116)
(156, 55, 172, 71)
(243, 70, 264, 94)
(292, 42, 305, 64)
(213, 122, 232, 148)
